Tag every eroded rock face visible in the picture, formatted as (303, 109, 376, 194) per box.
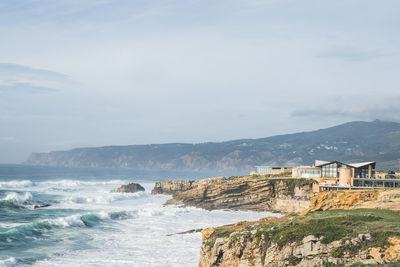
(199, 232, 382, 267)
(306, 189, 400, 213)
(111, 183, 145, 193)
(152, 176, 315, 213)
(307, 190, 380, 212)
(151, 180, 197, 195)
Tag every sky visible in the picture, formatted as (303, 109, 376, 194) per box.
(1, 0, 400, 163)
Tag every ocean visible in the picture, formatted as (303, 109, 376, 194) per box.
(0, 164, 279, 267)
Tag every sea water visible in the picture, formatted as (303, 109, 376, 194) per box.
(0, 164, 279, 267)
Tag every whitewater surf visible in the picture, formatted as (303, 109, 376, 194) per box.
(0, 165, 278, 266)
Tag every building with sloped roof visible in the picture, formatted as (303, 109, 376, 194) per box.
(292, 160, 400, 191)
(315, 160, 375, 188)
(315, 160, 376, 180)
(312, 160, 400, 190)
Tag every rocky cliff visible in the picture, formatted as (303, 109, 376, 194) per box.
(306, 189, 400, 213)
(198, 189, 400, 266)
(199, 209, 400, 267)
(152, 176, 316, 214)
(151, 180, 199, 195)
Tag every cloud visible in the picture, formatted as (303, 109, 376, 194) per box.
(0, 63, 70, 82)
(291, 96, 400, 122)
(317, 47, 386, 61)
(0, 63, 73, 94)
(0, 82, 58, 93)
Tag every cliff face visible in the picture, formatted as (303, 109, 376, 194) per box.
(199, 209, 400, 267)
(306, 189, 400, 213)
(152, 176, 315, 213)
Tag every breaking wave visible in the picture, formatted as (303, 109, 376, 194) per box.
(0, 211, 136, 246)
(0, 192, 50, 210)
(40, 179, 127, 188)
(0, 180, 33, 189)
(0, 257, 18, 267)
(0, 192, 32, 209)
(67, 191, 145, 204)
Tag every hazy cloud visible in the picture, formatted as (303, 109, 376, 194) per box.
(317, 47, 386, 61)
(0, 82, 58, 93)
(0, 0, 400, 163)
(292, 96, 400, 122)
(0, 63, 70, 82)
(0, 63, 72, 94)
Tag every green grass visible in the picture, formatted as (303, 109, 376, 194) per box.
(288, 255, 301, 265)
(201, 209, 400, 267)
(350, 261, 400, 266)
(261, 210, 389, 247)
(210, 209, 400, 259)
(330, 244, 358, 258)
(206, 228, 235, 247)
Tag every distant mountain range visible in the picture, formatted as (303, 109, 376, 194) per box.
(24, 120, 400, 171)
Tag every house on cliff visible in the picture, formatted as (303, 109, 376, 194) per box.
(293, 160, 400, 191)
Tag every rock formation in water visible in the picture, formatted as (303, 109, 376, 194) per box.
(111, 183, 145, 193)
(152, 176, 316, 214)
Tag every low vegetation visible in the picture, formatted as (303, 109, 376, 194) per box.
(251, 172, 293, 178)
(324, 260, 400, 267)
(206, 209, 400, 259)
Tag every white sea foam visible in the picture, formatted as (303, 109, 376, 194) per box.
(0, 257, 17, 267)
(34, 200, 279, 267)
(0, 177, 279, 267)
(67, 191, 145, 204)
(39, 179, 127, 188)
(47, 214, 86, 227)
(0, 180, 33, 189)
(45, 211, 112, 227)
(3, 192, 32, 204)
(42, 210, 135, 228)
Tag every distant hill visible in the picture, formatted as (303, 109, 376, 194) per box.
(24, 120, 400, 171)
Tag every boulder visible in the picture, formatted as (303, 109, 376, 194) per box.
(111, 183, 145, 193)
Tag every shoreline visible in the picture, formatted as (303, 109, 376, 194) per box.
(151, 176, 400, 266)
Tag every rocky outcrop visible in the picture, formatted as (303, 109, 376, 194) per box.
(199, 232, 377, 266)
(306, 190, 380, 213)
(111, 183, 145, 193)
(198, 189, 400, 266)
(306, 189, 400, 213)
(199, 209, 400, 266)
(151, 180, 198, 195)
(152, 176, 316, 213)
(354, 189, 400, 211)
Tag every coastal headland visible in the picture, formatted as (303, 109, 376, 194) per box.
(151, 176, 315, 214)
(152, 175, 400, 266)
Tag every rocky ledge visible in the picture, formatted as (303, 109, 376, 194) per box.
(151, 176, 317, 214)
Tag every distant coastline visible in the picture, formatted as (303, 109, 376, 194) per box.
(24, 120, 400, 171)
